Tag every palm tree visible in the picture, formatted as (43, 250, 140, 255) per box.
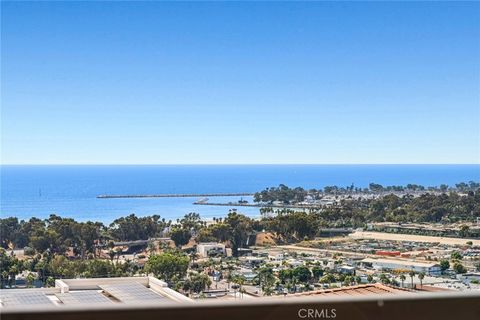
(418, 272, 425, 289)
(234, 275, 245, 298)
(379, 274, 389, 285)
(400, 274, 406, 288)
(367, 275, 373, 283)
(189, 252, 199, 265)
(115, 247, 122, 262)
(231, 283, 239, 299)
(409, 270, 415, 289)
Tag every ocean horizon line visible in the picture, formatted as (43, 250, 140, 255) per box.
(2, 163, 479, 166)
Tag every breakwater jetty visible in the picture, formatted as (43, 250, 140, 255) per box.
(97, 192, 254, 199)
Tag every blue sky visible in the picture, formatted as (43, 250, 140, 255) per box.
(1, 1, 479, 164)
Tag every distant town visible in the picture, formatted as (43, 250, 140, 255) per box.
(1, 181, 479, 307)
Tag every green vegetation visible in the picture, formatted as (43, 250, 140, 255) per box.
(182, 272, 212, 294)
(170, 227, 192, 248)
(453, 262, 467, 274)
(254, 184, 307, 204)
(2, 183, 479, 257)
(255, 266, 276, 295)
(109, 214, 169, 241)
(0, 181, 478, 292)
(254, 181, 480, 200)
(0, 248, 138, 288)
(399, 274, 406, 287)
(257, 184, 480, 226)
(0, 214, 169, 254)
(144, 251, 189, 285)
(451, 251, 463, 260)
(440, 260, 450, 272)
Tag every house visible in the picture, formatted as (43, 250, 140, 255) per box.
(237, 248, 253, 256)
(338, 265, 355, 275)
(197, 243, 226, 258)
(240, 256, 264, 267)
(268, 253, 285, 262)
(286, 259, 304, 267)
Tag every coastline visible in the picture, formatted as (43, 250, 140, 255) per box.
(2, 164, 478, 223)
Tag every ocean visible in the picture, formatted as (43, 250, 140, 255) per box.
(1, 165, 479, 224)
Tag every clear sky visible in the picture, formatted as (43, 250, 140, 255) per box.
(1, 1, 479, 164)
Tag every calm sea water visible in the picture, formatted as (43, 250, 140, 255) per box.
(1, 165, 479, 223)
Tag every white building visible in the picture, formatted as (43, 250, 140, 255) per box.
(0, 276, 191, 309)
(286, 259, 304, 267)
(268, 253, 285, 262)
(362, 258, 442, 276)
(196, 242, 226, 258)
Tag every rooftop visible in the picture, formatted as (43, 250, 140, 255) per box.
(362, 257, 440, 268)
(0, 277, 191, 309)
(286, 283, 414, 298)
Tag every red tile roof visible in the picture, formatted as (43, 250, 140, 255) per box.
(286, 283, 414, 298)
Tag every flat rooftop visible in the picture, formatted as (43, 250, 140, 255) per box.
(362, 257, 440, 268)
(0, 276, 191, 309)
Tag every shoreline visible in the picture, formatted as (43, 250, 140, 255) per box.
(97, 193, 254, 199)
(193, 201, 319, 209)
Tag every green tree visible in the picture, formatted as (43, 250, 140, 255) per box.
(292, 266, 312, 283)
(209, 223, 232, 242)
(379, 274, 390, 285)
(343, 275, 353, 286)
(453, 262, 467, 274)
(320, 273, 336, 285)
(418, 272, 425, 288)
(45, 276, 55, 287)
(278, 268, 293, 284)
(256, 267, 276, 295)
(224, 211, 253, 256)
(82, 259, 119, 278)
(459, 225, 470, 237)
(145, 252, 189, 284)
(451, 251, 463, 260)
(311, 266, 324, 281)
(26, 273, 36, 288)
(409, 271, 415, 289)
(170, 227, 191, 248)
(0, 217, 26, 249)
(178, 213, 204, 235)
(440, 260, 450, 272)
(109, 214, 166, 241)
(186, 273, 212, 294)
